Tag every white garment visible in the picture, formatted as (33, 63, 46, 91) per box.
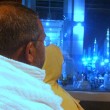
(0, 55, 63, 110)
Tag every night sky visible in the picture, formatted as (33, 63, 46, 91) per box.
(84, 1, 110, 55)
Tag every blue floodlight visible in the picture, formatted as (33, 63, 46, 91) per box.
(46, 22, 49, 26)
(74, 0, 85, 22)
(104, 59, 109, 63)
(73, 23, 84, 39)
(82, 57, 86, 61)
(92, 60, 96, 64)
(93, 56, 98, 63)
(93, 56, 98, 60)
(83, 61, 88, 66)
(49, 28, 52, 31)
(92, 64, 95, 68)
(87, 57, 91, 61)
(100, 62, 105, 66)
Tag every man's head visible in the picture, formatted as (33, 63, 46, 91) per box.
(0, 2, 45, 68)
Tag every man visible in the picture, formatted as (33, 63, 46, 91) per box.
(0, 1, 63, 110)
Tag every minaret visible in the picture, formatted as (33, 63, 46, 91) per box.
(93, 38, 98, 56)
(104, 28, 110, 58)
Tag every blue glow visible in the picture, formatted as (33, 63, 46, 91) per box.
(46, 32, 59, 37)
(83, 61, 88, 66)
(46, 22, 49, 26)
(107, 43, 109, 48)
(107, 28, 109, 36)
(87, 57, 91, 61)
(64, 33, 67, 37)
(82, 58, 86, 61)
(73, 23, 84, 40)
(74, 0, 85, 22)
(67, 0, 72, 20)
(49, 28, 52, 31)
(104, 59, 109, 63)
(74, 10, 84, 22)
(93, 38, 98, 54)
(104, 28, 110, 58)
(92, 60, 96, 64)
(100, 62, 105, 66)
(94, 38, 96, 44)
(73, 0, 85, 57)
(107, 52, 109, 56)
(93, 56, 98, 60)
(92, 64, 95, 68)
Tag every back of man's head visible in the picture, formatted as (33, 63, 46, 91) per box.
(0, 2, 39, 57)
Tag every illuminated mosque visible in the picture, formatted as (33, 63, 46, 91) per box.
(80, 28, 110, 90)
(82, 28, 110, 68)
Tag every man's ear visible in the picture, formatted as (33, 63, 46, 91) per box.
(25, 42, 35, 64)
